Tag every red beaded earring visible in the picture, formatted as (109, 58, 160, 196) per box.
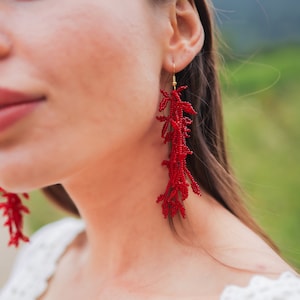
(0, 188, 30, 247)
(156, 64, 201, 218)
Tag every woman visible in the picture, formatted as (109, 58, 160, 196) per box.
(0, 0, 299, 299)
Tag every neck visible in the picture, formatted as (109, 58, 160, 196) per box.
(62, 133, 184, 278)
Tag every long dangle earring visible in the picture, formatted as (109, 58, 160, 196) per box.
(156, 64, 201, 218)
(0, 188, 30, 247)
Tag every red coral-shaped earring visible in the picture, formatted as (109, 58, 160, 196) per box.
(0, 188, 30, 247)
(156, 64, 201, 218)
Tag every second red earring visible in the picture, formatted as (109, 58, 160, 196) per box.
(0, 188, 30, 247)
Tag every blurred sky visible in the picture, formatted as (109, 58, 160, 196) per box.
(212, 0, 300, 52)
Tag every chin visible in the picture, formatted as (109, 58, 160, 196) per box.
(0, 172, 41, 194)
(0, 158, 59, 193)
(0, 182, 34, 194)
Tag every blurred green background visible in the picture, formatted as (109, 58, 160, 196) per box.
(22, 0, 300, 272)
(213, 0, 300, 270)
(222, 46, 300, 270)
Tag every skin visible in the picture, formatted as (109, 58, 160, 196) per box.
(0, 0, 294, 299)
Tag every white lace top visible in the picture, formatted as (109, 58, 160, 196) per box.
(0, 218, 299, 300)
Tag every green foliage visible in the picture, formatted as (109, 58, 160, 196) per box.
(25, 190, 68, 234)
(222, 45, 300, 270)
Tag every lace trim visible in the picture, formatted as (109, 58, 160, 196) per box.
(1, 218, 299, 300)
(221, 271, 300, 300)
(0, 218, 85, 300)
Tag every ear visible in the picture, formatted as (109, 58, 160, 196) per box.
(163, 0, 204, 73)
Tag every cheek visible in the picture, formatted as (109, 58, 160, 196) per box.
(26, 10, 123, 88)
(37, 5, 161, 131)
(0, 2, 163, 190)
(25, 3, 161, 115)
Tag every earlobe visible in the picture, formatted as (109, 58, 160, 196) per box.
(163, 0, 204, 73)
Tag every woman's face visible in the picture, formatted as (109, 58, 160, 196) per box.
(0, 0, 168, 191)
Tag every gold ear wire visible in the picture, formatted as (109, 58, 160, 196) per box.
(172, 63, 177, 90)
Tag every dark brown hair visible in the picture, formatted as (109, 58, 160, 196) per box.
(43, 0, 276, 249)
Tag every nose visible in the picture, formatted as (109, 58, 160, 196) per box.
(0, 33, 11, 58)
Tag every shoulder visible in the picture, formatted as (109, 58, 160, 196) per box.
(186, 193, 293, 274)
(183, 193, 297, 296)
(220, 271, 300, 300)
(0, 218, 85, 299)
(12, 217, 84, 270)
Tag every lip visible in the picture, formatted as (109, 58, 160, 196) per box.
(0, 88, 46, 132)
